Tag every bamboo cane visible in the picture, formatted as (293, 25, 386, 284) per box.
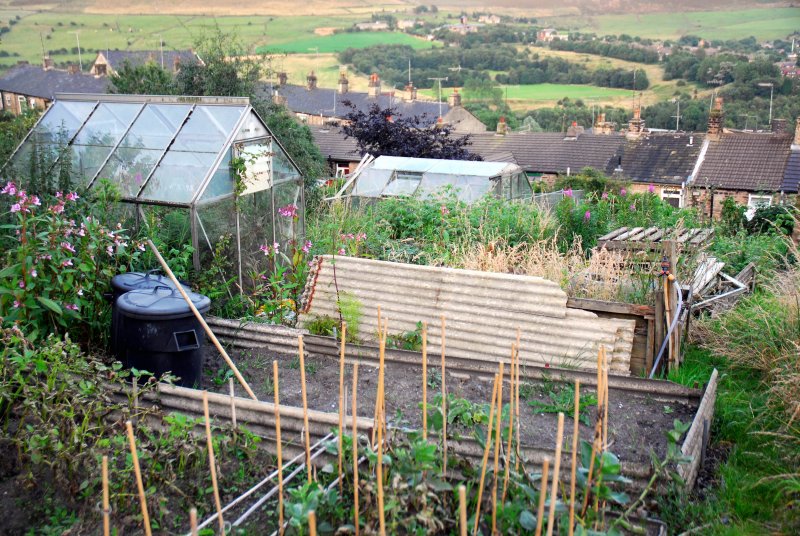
(338, 322, 347, 494)
(602, 348, 609, 451)
(273, 361, 284, 536)
(125, 420, 152, 536)
(376, 403, 386, 536)
(422, 321, 428, 441)
(514, 343, 522, 473)
(146, 239, 257, 400)
(229, 377, 238, 432)
(351, 362, 360, 536)
(202, 391, 225, 535)
(298, 336, 313, 483)
(534, 458, 550, 536)
(308, 511, 318, 536)
(372, 317, 387, 447)
(473, 372, 499, 536)
(491, 362, 505, 535)
(568, 380, 581, 536)
(459, 484, 467, 536)
(502, 344, 516, 503)
(102, 455, 110, 536)
(546, 413, 565, 536)
(189, 508, 198, 536)
(441, 314, 448, 476)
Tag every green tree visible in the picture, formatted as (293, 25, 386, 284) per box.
(0, 109, 39, 167)
(109, 61, 175, 95)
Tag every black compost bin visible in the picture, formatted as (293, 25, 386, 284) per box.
(109, 271, 189, 365)
(117, 286, 211, 388)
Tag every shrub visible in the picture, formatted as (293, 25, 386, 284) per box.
(745, 205, 797, 236)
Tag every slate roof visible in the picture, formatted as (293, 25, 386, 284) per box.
(0, 64, 108, 100)
(694, 131, 793, 191)
(465, 132, 626, 174)
(619, 132, 704, 185)
(260, 83, 448, 126)
(309, 125, 361, 161)
(781, 148, 800, 193)
(99, 50, 199, 72)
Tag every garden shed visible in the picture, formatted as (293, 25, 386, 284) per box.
(347, 155, 530, 203)
(1, 93, 305, 288)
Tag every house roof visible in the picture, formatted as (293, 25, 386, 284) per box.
(0, 64, 108, 100)
(694, 131, 793, 191)
(781, 148, 800, 193)
(261, 83, 448, 126)
(97, 50, 199, 71)
(309, 125, 361, 161)
(619, 132, 705, 185)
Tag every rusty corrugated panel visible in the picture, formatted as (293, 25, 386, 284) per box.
(300, 256, 635, 373)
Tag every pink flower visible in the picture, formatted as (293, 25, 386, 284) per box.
(65, 303, 79, 311)
(77, 288, 84, 296)
(601, 191, 608, 200)
(10, 203, 21, 213)
(134, 173, 143, 185)
(1, 181, 17, 195)
(12, 300, 20, 308)
(30, 269, 37, 278)
(61, 241, 76, 253)
(55, 191, 63, 198)
(356, 232, 366, 241)
(620, 188, 627, 196)
(18, 280, 25, 289)
(648, 184, 655, 194)
(137, 242, 145, 251)
(440, 205, 450, 216)
(30, 195, 41, 206)
(302, 240, 312, 253)
(272, 242, 280, 253)
(50, 202, 65, 214)
(65, 192, 79, 202)
(584, 210, 591, 221)
(563, 188, 573, 198)
(107, 245, 114, 256)
(259, 244, 270, 255)
(338, 248, 346, 255)
(61, 259, 73, 267)
(278, 204, 298, 218)
(629, 203, 636, 211)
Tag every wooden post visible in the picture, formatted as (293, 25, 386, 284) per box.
(189, 507, 198, 536)
(376, 403, 386, 536)
(229, 377, 237, 429)
(534, 458, 550, 536)
(125, 420, 152, 536)
(308, 510, 318, 536)
(491, 362, 505, 535)
(146, 239, 258, 400)
(654, 289, 665, 375)
(351, 362, 360, 536)
(298, 336, 313, 483)
(422, 321, 428, 441)
(473, 373, 500, 536)
(514, 343, 521, 472)
(273, 361, 284, 535)
(546, 413, 565, 536)
(568, 381, 580, 536)
(372, 319, 387, 447)
(459, 485, 467, 536)
(101, 455, 110, 536)
(441, 315, 448, 476)
(338, 322, 347, 493)
(502, 344, 516, 503)
(202, 391, 225, 535)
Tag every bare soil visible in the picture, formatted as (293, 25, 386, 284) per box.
(204, 345, 698, 465)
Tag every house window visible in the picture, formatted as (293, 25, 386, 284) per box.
(746, 194, 772, 220)
(4, 94, 10, 106)
(95, 64, 107, 75)
(335, 164, 349, 178)
(29, 97, 36, 109)
(383, 171, 422, 196)
(661, 188, 682, 208)
(17, 95, 27, 111)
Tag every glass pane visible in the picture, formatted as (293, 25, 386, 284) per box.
(238, 142, 272, 195)
(196, 196, 238, 285)
(69, 144, 115, 188)
(139, 151, 218, 203)
(96, 146, 162, 197)
(199, 150, 234, 202)
(383, 176, 420, 196)
(171, 106, 243, 153)
(34, 101, 97, 142)
(119, 104, 191, 150)
(73, 103, 141, 146)
(273, 180, 301, 245)
(272, 143, 300, 185)
(140, 205, 193, 253)
(238, 189, 274, 285)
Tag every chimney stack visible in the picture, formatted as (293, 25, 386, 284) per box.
(707, 97, 724, 138)
(594, 112, 616, 135)
(496, 116, 508, 135)
(627, 104, 645, 138)
(436, 116, 444, 129)
(447, 88, 462, 107)
(67, 64, 80, 75)
(306, 71, 318, 91)
(403, 82, 417, 102)
(277, 72, 288, 86)
(42, 56, 54, 71)
(337, 71, 349, 94)
(272, 89, 287, 107)
(771, 118, 787, 134)
(368, 72, 381, 98)
(173, 56, 181, 72)
(793, 117, 800, 148)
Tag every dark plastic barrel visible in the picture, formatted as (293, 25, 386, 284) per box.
(109, 270, 189, 365)
(117, 286, 211, 388)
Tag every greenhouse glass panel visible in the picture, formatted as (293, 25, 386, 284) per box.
(272, 143, 300, 185)
(34, 101, 97, 142)
(73, 103, 141, 146)
(118, 104, 191, 150)
(97, 147, 163, 197)
(195, 196, 238, 282)
(139, 151, 218, 203)
(170, 106, 244, 153)
(238, 189, 274, 283)
(69, 144, 114, 188)
(273, 180, 303, 245)
(198, 150, 233, 202)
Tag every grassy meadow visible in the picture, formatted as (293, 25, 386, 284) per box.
(256, 31, 436, 54)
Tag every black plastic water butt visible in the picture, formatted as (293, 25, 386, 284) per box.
(116, 286, 211, 388)
(109, 271, 189, 365)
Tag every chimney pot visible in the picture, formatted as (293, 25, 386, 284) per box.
(338, 71, 349, 94)
(42, 56, 54, 71)
(708, 97, 724, 138)
(771, 118, 788, 134)
(368, 72, 381, 98)
(306, 71, 318, 91)
(278, 72, 288, 86)
(794, 117, 800, 147)
(447, 88, 462, 107)
(496, 116, 508, 135)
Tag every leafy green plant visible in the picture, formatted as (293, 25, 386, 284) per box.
(527, 383, 598, 426)
(385, 321, 424, 351)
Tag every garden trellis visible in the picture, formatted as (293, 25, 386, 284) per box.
(1, 93, 305, 288)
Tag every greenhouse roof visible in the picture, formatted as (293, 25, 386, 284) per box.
(2, 93, 301, 207)
(370, 156, 519, 177)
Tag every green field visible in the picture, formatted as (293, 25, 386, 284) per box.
(256, 31, 435, 54)
(549, 7, 800, 41)
(422, 83, 632, 107)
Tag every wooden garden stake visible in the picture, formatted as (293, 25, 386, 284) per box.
(546, 413, 565, 536)
(534, 458, 550, 536)
(338, 322, 347, 493)
(229, 377, 237, 429)
(308, 510, 318, 536)
(351, 362, 360, 536)
(568, 380, 581, 536)
(189, 507, 198, 536)
(441, 314, 448, 475)
(491, 362, 505, 535)
(514, 343, 522, 473)
(473, 372, 499, 536)
(502, 344, 516, 503)
(101, 455, 110, 536)
(376, 404, 386, 536)
(602, 348, 609, 451)
(459, 485, 467, 536)
(298, 336, 313, 483)
(372, 318, 387, 447)
(273, 361, 285, 536)
(125, 420, 152, 536)
(421, 321, 428, 441)
(202, 391, 225, 535)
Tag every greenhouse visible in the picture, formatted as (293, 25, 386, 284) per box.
(1, 93, 305, 289)
(347, 155, 530, 203)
